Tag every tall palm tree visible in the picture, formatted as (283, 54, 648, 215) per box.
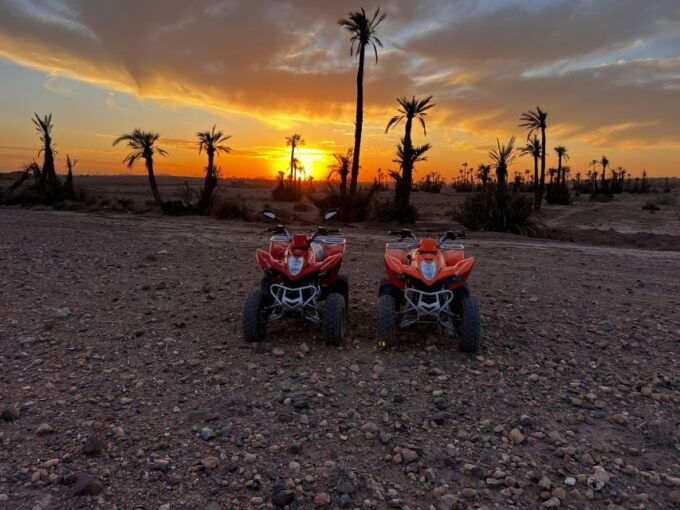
(477, 163, 492, 189)
(520, 135, 542, 195)
(600, 155, 609, 185)
(197, 125, 231, 211)
(32, 113, 58, 189)
(489, 137, 516, 190)
(385, 96, 435, 207)
(286, 134, 304, 183)
(113, 129, 167, 205)
(327, 149, 353, 196)
(339, 7, 385, 195)
(519, 107, 548, 208)
(553, 146, 569, 187)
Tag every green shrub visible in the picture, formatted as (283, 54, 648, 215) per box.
(453, 187, 536, 236)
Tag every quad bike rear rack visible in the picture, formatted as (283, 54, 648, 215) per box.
(268, 283, 321, 324)
(399, 288, 456, 330)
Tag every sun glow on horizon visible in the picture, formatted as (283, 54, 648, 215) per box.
(267, 146, 334, 180)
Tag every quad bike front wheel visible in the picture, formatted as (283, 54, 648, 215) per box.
(377, 294, 397, 349)
(242, 289, 268, 343)
(457, 296, 481, 353)
(323, 293, 346, 346)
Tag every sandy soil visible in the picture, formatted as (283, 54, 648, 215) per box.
(1, 209, 679, 510)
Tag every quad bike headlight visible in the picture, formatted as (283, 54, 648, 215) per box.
(420, 260, 438, 281)
(287, 256, 305, 276)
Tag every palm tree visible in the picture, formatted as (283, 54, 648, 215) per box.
(553, 146, 569, 187)
(489, 137, 516, 190)
(477, 164, 492, 189)
(32, 113, 58, 190)
(392, 140, 431, 208)
(600, 155, 609, 186)
(65, 154, 76, 196)
(286, 134, 304, 183)
(519, 107, 548, 208)
(327, 149, 353, 196)
(197, 125, 231, 211)
(520, 135, 541, 195)
(339, 7, 385, 195)
(113, 129, 167, 205)
(385, 96, 435, 207)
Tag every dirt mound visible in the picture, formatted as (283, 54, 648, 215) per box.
(538, 228, 680, 252)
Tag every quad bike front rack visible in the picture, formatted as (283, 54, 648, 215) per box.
(399, 288, 456, 330)
(268, 283, 321, 324)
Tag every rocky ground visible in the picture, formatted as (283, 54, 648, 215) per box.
(0, 209, 679, 510)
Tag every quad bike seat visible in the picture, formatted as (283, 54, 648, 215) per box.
(310, 242, 325, 261)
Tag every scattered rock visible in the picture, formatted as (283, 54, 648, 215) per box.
(272, 489, 295, 507)
(83, 435, 104, 455)
(314, 491, 331, 507)
(610, 413, 630, 426)
(543, 497, 561, 508)
(0, 406, 18, 422)
(201, 456, 219, 470)
(508, 428, 525, 445)
(71, 473, 104, 497)
(54, 307, 72, 318)
(36, 423, 54, 435)
(200, 427, 216, 440)
(273, 348, 285, 357)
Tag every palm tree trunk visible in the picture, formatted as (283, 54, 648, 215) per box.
(533, 156, 538, 200)
(556, 156, 562, 188)
(145, 157, 163, 205)
(349, 44, 365, 196)
(200, 151, 216, 212)
(536, 127, 546, 209)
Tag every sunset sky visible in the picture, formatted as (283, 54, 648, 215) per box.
(0, 0, 679, 181)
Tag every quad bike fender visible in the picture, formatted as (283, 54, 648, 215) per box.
(319, 253, 342, 272)
(446, 257, 475, 289)
(256, 248, 285, 274)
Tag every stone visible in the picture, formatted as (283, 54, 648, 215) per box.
(159, 505, 170, 510)
(564, 477, 576, 486)
(508, 428, 525, 445)
(670, 490, 680, 505)
(543, 497, 561, 508)
(538, 476, 552, 490)
(36, 423, 54, 435)
(592, 466, 610, 483)
(0, 407, 18, 422)
(83, 435, 104, 455)
(610, 414, 629, 426)
(273, 348, 285, 357)
(244, 452, 257, 464)
(71, 473, 104, 497)
(201, 456, 219, 470)
(314, 491, 331, 506)
(272, 489, 295, 507)
(349, 364, 360, 373)
(54, 307, 72, 318)
(401, 448, 418, 464)
(461, 488, 477, 499)
(200, 427, 216, 440)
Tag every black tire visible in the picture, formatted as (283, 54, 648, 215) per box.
(260, 276, 274, 295)
(336, 274, 350, 308)
(242, 289, 268, 343)
(377, 294, 397, 349)
(458, 296, 481, 353)
(323, 293, 345, 346)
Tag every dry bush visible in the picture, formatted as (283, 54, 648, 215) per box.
(372, 199, 418, 223)
(454, 187, 536, 236)
(211, 197, 250, 220)
(309, 182, 378, 222)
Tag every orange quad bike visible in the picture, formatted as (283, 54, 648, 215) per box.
(377, 229, 481, 352)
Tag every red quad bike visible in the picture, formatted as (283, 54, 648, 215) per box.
(377, 229, 481, 352)
(242, 208, 348, 345)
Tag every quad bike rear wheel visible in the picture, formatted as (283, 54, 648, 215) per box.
(323, 293, 345, 346)
(457, 296, 481, 353)
(377, 294, 397, 349)
(242, 289, 268, 343)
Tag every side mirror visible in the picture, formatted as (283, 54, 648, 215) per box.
(324, 208, 339, 221)
(262, 209, 277, 221)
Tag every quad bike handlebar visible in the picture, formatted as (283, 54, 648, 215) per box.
(387, 229, 469, 244)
